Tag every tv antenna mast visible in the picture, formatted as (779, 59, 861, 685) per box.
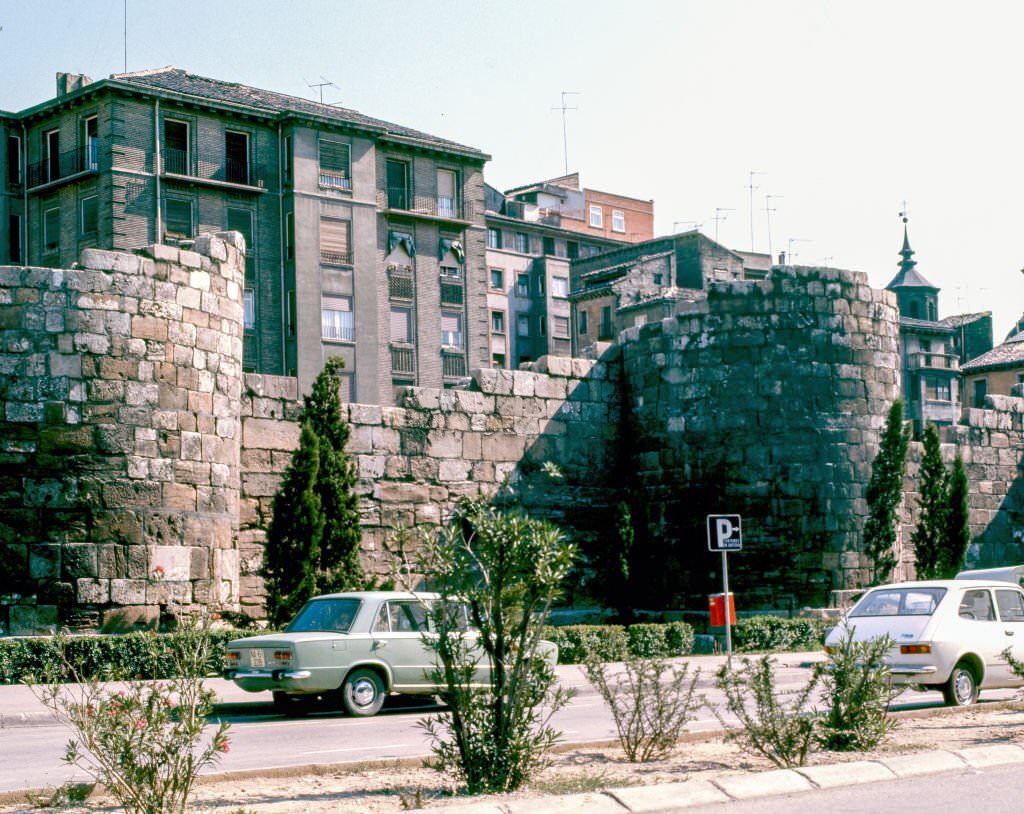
(764, 194, 782, 259)
(747, 171, 766, 251)
(307, 76, 337, 105)
(551, 91, 580, 175)
(712, 208, 734, 243)
(674, 220, 703, 233)
(787, 237, 810, 264)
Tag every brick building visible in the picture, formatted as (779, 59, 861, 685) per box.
(483, 175, 641, 368)
(0, 68, 489, 404)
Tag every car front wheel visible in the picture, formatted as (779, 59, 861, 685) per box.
(942, 662, 979, 706)
(341, 668, 386, 717)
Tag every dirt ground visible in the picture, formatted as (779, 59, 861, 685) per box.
(7, 702, 1024, 813)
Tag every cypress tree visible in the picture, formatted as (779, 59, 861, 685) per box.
(264, 421, 324, 626)
(911, 423, 949, 580)
(302, 358, 363, 593)
(939, 453, 971, 578)
(864, 400, 911, 585)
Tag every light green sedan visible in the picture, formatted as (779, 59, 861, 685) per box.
(223, 591, 557, 717)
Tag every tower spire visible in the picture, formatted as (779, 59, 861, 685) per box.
(898, 211, 916, 274)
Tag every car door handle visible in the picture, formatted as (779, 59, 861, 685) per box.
(1005, 631, 1015, 636)
(373, 639, 388, 648)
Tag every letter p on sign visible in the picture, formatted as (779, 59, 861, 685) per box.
(707, 514, 742, 551)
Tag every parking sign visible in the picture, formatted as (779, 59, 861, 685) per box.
(707, 514, 742, 552)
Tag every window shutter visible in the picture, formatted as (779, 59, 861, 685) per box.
(319, 140, 350, 174)
(441, 313, 460, 334)
(320, 218, 350, 262)
(390, 307, 411, 342)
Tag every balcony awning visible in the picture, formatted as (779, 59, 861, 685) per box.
(439, 238, 464, 263)
(388, 230, 416, 257)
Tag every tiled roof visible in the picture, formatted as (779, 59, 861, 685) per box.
(899, 317, 955, 334)
(110, 67, 486, 158)
(886, 266, 937, 289)
(938, 312, 991, 328)
(962, 332, 1024, 373)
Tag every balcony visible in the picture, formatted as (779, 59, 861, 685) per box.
(442, 349, 467, 379)
(161, 148, 265, 193)
(378, 187, 475, 221)
(319, 171, 352, 191)
(320, 249, 352, 266)
(391, 344, 416, 378)
(906, 352, 959, 371)
(388, 268, 414, 300)
(440, 281, 464, 306)
(27, 143, 99, 191)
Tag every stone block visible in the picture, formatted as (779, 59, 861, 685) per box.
(243, 417, 300, 450)
(109, 579, 148, 605)
(101, 605, 159, 632)
(76, 578, 110, 604)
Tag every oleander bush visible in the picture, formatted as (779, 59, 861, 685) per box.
(542, 621, 695, 664)
(0, 628, 265, 685)
(731, 616, 830, 653)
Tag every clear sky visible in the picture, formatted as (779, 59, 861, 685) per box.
(2, 0, 1022, 338)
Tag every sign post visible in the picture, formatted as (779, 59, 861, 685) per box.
(707, 514, 742, 663)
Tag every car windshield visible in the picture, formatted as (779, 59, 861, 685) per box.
(849, 587, 947, 617)
(286, 598, 361, 633)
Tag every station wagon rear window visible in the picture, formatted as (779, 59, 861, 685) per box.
(850, 587, 946, 617)
(286, 598, 361, 633)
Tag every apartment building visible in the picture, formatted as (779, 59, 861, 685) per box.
(0, 69, 489, 403)
(483, 175, 649, 368)
(569, 231, 771, 354)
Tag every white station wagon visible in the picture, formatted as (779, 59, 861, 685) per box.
(825, 570, 1024, 706)
(223, 591, 557, 716)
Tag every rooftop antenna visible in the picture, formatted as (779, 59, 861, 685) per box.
(747, 171, 766, 251)
(764, 194, 782, 259)
(712, 207, 734, 243)
(674, 220, 703, 233)
(787, 237, 810, 264)
(551, 91, 579, 175)
(307, 76, 337, 105)
(123, 0, 127, 73)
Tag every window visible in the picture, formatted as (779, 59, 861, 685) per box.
(319, 139, 351, 189)
(227, 208, 254, 272)
(163, 120, 189, 174)
(492, 353, 506, 368)
(538, 316, 546, 336)
(553, 316, 570, 337)
(320, 217, 351, 265)
(516, 274, 529, 297)
(589, 204, 603, 228)
(163, 198, 193, 238)
(385, 159, 409, 209)
(567, 240, 579, 259)
(996, 589, 1024, 622)
(243, 289, 256, 331)
(516, 314, 530, 337)
(552, 276, 569, 298)
(287, 290, 296, 337)
(543, 236, 555, 256)
(487, 227, 502, 249)
(8, 214, 22, 263)
(491, 311, 505, 334)
(924, 375, 951, 402)
(490, 268, 504, 290)
(45, 129, 60, 183)
(973, 379, 987, 408)
(79, 195, 98, 235)
(611, 209, 625, 232)
(578, 309, 588, 335)
(850, 587, 946, 617)
(536, 276, 545, 296)
(958, 589, 995, 621)
(43, 207, 59, 253)
(440, 265, 461, 278)
(285, 212, 295, 260)
(83, 116, 98, 171)
(321, 294, 354, 341)
(437, 169, 458, 217)
(390, 306, 413, 343)
(6, 135, 21, 186)
(284, 136, 293, 185)
(512, 232, 528, 253)
(224, 131, 250, 185)
(600, 305, 613, 339)
(441, 311, 463, 348)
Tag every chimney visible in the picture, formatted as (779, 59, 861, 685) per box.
(778, 252, 786, 265)
(56, 72, 93, 97)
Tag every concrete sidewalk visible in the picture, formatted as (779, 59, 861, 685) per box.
(0, 650, 824, 729)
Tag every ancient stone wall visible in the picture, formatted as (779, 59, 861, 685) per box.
(619, 266, 902, 609)
(234, 358, 623, 617)
(0, 235, 244, 634)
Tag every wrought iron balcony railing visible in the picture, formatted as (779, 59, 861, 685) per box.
(378, 188, 474, 220)
(320, 249, 352, 266)
(906, 352, 959, 371)
(319, 171, 352, 190)
(27, 143, 99, 189)
(390, 344, 416, 377)
(161, 148, 263, 189)
(442, 350, 467, 379)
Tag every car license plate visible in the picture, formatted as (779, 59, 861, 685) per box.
(249, 649, 265, 668)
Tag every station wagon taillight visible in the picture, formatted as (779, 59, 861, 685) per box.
(224, 651, 239, 666)
(273, 650, 292, 663)
(900, 645, 932, 654)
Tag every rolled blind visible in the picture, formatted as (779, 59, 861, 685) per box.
(390, 307, 411, 342)
(320, 218, 350, 254)
(319, 140, 350, 175)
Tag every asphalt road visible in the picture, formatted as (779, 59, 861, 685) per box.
(0, 656, 1011, 795)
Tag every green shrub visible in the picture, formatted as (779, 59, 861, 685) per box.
(731, 616, 829, 653)
(0, 629, 265, 685)
(626, 624, 668, 658)
(542, 625, 629, 664)
(664, 621, 695, 656)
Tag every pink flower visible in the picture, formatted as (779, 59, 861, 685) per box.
(219, 741, 230, 753)
(135, 719, 146, 730)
